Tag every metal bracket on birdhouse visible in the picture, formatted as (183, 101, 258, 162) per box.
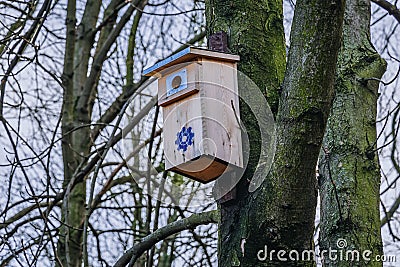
(209, 31, 229, 53)
(219, 187, 237, 204)
(213, 170, 239, 204)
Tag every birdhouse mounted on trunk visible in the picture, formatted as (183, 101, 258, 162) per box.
(143, 47, 243, 183)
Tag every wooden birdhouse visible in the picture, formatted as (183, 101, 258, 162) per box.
(143, 47, 243, 183)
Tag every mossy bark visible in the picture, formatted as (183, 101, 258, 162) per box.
(207, 0, 345, 266)
(206, 1, 286, 266)
(206, 0, 286, 115)
(318, 1, 386, 266)
(57, 1, 101, 266)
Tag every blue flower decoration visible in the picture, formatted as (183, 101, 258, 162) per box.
(175, 126, 194, 152)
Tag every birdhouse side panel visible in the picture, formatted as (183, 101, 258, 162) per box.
(199, 59, 243, 168)
(163, 95, 203, 171)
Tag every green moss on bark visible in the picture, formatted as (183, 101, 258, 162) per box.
(206, 1, 286, 266)
(318, 1, 386, 266)
(206, 0, 286, 115)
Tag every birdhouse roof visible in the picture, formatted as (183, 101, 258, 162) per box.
(143, 47, 240, 76)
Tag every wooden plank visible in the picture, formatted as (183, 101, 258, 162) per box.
(163, 94, 203, 170)
(169, 155, 236, 183)
(200, 59, 243, 168)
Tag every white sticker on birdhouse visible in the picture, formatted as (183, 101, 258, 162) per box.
(166, 68, 187, 97)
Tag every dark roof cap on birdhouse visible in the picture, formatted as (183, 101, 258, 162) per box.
(143, 47, 240, 76)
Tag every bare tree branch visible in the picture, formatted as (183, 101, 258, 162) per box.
(0, 0, 52, 117)
(90, 30, 206, 141)
(372, 0, 400, 23)
(113, 210, 218, 267)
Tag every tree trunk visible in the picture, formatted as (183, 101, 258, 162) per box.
(58, 0, 101, 266)
(318, 1, 386, 266)
(206, 0, 286, 266)
(207, 0, 345, 266)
